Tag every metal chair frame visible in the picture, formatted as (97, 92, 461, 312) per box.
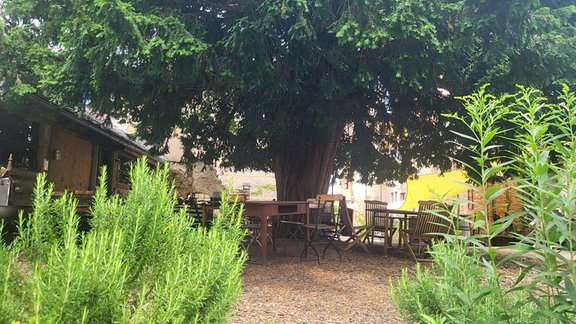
(242, 216, 273, 252)
(300, 195, 343, 263)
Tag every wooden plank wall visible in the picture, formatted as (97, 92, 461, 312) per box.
(47, 128, 93, 192)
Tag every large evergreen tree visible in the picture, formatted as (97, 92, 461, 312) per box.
(1, 0, 575, 200)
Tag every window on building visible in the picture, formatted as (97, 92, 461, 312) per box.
(116, 154, 132, 186)
(0, 110, 38, 170)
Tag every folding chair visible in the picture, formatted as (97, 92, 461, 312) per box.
(174, 203, 203, 227)
(400, 200, 452, 262)
(242, 216, 273, 252)
(280, 215, 305, 239)
(339, 197, 373, 253)
(300, 195, 342, 263)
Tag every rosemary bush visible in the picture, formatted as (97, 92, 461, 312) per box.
(391, 85, 576, 323)
(1, 157, 246, 323)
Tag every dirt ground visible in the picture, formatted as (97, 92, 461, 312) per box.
(229, 238, 417, 324)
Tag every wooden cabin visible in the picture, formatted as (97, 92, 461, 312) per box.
(0, 95, 162, 218)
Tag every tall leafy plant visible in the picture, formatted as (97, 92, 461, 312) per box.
(503, 85, 576, 322)
(392, 85, 576, 323)
(449, 85, 513, 252)
(391, 86, 530, 323)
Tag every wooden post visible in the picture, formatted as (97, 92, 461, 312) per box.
(6, 154, 13, 171)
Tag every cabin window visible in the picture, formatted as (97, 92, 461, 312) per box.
(117, 154, 132, 186)
(0, 110, 38, 170)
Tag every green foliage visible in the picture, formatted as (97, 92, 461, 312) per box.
(392, 85, 576, 322)
(2, 1, 575, 198)
(391, 241, 535, 323)
(1, 157, 246, 322)
(0, 242, 29, 321)
(447, 85, 512, 246)
(504, 85, 576, 322)
(15, 173, 79, 260)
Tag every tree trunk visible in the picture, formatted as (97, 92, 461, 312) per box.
(274, 124, 343, 201)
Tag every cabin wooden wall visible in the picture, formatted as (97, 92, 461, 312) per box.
(2, 104, 157, 209)
(47, 128, 93, 192)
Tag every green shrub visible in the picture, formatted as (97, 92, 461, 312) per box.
(391, 239, 535, 323)
(0, 241, 29, 322)
(1, 157, 246, 323)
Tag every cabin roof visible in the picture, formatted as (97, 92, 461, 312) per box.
(29, 95, 165, 163)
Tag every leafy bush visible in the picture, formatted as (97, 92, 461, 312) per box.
(391, 238, 534, 323)
(391, 85, 576, 323)
(2, 157, 246, 323)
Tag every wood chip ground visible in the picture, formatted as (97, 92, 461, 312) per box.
(230, 239, 415, 323)
(229, 238, 533, 324)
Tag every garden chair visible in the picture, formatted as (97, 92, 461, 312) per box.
(174, 203, 204, 227)
(400, 200, 452, 262)
(300, 195, 342, 263)
(242, 216, 273, 253)
(279, 215, 305, 239)
(339, 197, 373, 253)
(364, 200, 395, 245)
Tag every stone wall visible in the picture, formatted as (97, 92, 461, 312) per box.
(169, 163, 224, 199)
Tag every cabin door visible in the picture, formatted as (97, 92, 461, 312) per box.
(47, 128, 93, 192)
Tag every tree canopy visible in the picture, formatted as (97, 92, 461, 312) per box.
(1, 0, 575, 199)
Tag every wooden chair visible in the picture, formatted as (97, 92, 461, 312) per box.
(400, 200, 452, 262)
(364, 200, 394, 245)
(339, 197, 373, 253)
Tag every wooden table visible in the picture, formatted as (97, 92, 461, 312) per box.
(243, 201, 309, 263)
(368, 208, 418, 256)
